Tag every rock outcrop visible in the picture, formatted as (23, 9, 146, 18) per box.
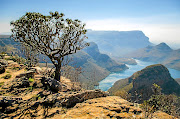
(40, 77, 62, 93)
(38, 89, 109, 108)
(0, 59, 8, 73)
(58, 96, 143, 118)
(57, 96, 176, 119)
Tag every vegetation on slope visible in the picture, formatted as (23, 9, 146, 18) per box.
(109, 64, 180, 102)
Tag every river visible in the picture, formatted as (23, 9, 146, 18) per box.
(98, 60, 180, 91)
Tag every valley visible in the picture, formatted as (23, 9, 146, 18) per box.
(97, 59, 180, 91)
(1, 1, 180, 118)
(0, 30, 180, 118)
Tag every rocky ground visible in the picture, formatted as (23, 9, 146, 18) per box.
(0, 57, 177, 119)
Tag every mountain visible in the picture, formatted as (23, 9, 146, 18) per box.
(86, 30, 152, 57)
(0, 35, 128, 89)
(38, 42, 129, 89)
(70, 42, 128, 89)
(162, 49, 180, 70)
(126, 43, 173, 62)
(175, 78, 180, 85)
(126, 42, 180, 70)
(108, 64, 180, 102)
(82, 42, 128, 72)
(0, 35, 20, 55)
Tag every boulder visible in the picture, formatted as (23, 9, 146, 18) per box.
(30, 66, 42, 74)
(39, 90, 109, 108)
(10, 77, 30, 89)
(41, 77, 62, 92)
(0, 59, 8, 66)
(57, 96, 143, 119)
(16, 69, 35, 78)
(0, 96, 22, 113)
(0, 59, 8, 73)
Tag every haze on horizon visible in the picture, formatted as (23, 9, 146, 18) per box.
(0, 0, 180, 49)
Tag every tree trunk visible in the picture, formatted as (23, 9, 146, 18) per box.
(55, 65, 61, 81)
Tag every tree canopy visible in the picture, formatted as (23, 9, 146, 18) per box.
(11, 11, 89, 80)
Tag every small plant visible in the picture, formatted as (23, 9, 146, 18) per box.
(13, 67, 20, 71)
(32, 94, 41, 101)
(28, 86, 33, 91)
(38, 95, 41, 100)
(6, 71, 10, 73)
(0, 82, 4, 87)
(2, 74, 12, 79)
(28, 77, 34, 82)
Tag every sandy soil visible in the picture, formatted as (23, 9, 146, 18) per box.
(0, 67, 25, 83)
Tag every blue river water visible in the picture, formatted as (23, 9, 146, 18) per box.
(98, 60, 180, 91)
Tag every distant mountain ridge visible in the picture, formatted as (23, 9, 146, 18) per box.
(70, 42, 128, 89)
(0, 35, 21, 54)
(126, 42, 180, 70)
(86, 30, 153, 57)
(82, 42, 128, 72)
(0, 35, 128, 89)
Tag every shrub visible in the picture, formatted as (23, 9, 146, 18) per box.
(28, 86, 33, 91)
(6, 71, 10, 73)
(0, 82, 4, 87)
(28, 77, 34, 82)
(141, 83, 180, 117)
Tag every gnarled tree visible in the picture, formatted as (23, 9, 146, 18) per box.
(11, 11, 89, 81)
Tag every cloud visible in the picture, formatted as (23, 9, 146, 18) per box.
(85, 18, 180, 49)
(1, 15, 180, 49)
(0, 22, 12, 35)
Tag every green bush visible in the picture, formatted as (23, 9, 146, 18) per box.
(28, 86, 33, 90)
(141, 83, 179, 117)
(6, 71, 10, 73)
(28, 77, 34, 82)
(0, 82, 4, 87)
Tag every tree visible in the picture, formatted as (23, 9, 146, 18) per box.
(141, 83, 180, 117)
(21, 43, 39, 68)
(11, 11, 89, 81)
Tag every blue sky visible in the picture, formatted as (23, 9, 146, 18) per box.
(0, 0, 180, 48)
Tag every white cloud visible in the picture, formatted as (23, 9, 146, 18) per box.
(85, 18, 180, 49)
(1, 16, 180, 49)
(0, 22, 12, 35)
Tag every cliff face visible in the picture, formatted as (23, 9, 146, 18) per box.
(86, 30, 152, 56)
(109, 64, 180, 101)
(70, 42, 128, 89)
(83, 42, 128, 72)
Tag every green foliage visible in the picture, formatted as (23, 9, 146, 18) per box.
(2, 74, 11, 79)
(28, 86, 33, 91)
(0, 82, 4, 87)
(32, 94, 41, 101)
(152, 83, 162, 95)
(108, 78, 132, 95)
(11, 11, 89, 81)
(141, 100, 155, 118)
(141, 83, 180, 117)
(28, 77, 34, 82)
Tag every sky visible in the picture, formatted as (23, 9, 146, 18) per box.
(0, 0, 180, 48)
